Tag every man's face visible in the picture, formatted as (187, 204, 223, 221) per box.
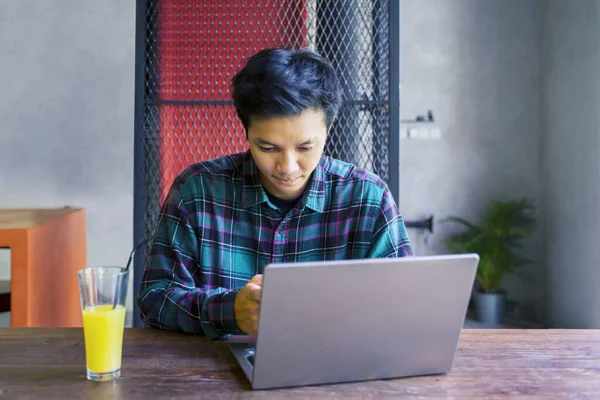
(247, 109, 328, 200)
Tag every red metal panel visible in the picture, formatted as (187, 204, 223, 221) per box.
(156, 1, 308, 203)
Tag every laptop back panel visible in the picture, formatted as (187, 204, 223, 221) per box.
(250, 254, 478, 390)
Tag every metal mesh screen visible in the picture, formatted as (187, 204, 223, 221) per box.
(135, 0, 396, 280)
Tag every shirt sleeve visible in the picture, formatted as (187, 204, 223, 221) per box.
(136, 182, 244, 339)
(367, 187, 413, 258)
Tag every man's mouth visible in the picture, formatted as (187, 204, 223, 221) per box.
(274, 176, 301, 186)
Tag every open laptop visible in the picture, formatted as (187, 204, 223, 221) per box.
(229, 254, 479, 390)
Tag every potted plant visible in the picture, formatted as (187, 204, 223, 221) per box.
(443, 198, 536, 325)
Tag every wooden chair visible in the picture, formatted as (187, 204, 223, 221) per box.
(0, 208, 86, 327)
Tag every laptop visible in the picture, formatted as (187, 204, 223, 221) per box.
(229, 254, 479, 390)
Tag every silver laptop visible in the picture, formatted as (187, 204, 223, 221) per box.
(229, 254, 479, 390)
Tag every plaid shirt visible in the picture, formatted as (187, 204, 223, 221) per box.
(137, 151, 412, 339)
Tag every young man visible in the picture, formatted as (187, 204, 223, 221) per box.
(137, 48, 412, 339)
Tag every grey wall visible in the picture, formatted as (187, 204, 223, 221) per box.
(400, 0, 544, 322)
(0, 1, 136, 316)
(542, 0, 600, 328)
(3, 0, 598, 329)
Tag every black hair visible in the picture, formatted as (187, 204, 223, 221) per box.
(232, 48, 342, 133)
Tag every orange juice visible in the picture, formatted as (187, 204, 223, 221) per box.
(82, 305, 126, 375)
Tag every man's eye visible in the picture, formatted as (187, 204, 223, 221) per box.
(259, 146, 276, 152)
(298, 147, 314, 152)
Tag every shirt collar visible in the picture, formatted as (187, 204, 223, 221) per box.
(241, 151, 266, 208)
(241, 151, 326, 213)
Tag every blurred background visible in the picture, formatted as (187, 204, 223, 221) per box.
(1, 0, 598, 329)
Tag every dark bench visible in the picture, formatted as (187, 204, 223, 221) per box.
(0, 280, 9, 313)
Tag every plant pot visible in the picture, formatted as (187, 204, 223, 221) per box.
(473, 291, 506, 326)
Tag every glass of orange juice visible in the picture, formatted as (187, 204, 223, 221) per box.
(78, 267, 129, 382)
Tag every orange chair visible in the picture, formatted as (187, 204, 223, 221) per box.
(0, 208, 86, 327)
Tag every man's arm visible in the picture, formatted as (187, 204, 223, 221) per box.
(367, 188, 413, 258)
(136, 185, 243, 339)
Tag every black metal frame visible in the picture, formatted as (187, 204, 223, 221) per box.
(132, 0, 401, 327)
(389, 0, 400, 202)
(132, 0, 148, 327)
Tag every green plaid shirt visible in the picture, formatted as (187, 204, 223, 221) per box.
(138, 151, 412, 339)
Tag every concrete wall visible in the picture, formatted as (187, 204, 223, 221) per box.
(400, 0, 544, 322)
(0, 1, 136, 319)
(542, 0, 600, 328)
(3, 0, 599, 329)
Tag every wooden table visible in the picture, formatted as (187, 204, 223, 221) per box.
(0, 208, 86, 327)
(1, 328, 599, 399)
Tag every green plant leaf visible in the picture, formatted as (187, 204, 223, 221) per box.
(442, 197, 537, 294)
(440, 216, 480, 231)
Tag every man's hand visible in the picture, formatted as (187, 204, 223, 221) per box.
(234, 274, 263, 334)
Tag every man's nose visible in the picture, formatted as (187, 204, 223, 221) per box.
(277, 152, 299, 175)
